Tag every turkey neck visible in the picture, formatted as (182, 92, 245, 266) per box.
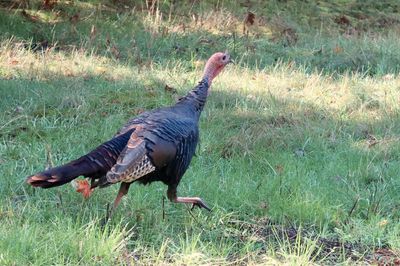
(175, 79, 209, 120)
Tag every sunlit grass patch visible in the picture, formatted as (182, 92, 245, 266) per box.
(0, 40, 134, 81)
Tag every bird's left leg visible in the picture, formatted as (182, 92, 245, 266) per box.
(112, 182, 132, 210)
(167, 185, 211, 211)
(104, 182, 132, 222)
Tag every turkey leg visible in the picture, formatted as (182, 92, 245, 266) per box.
(104, 182, 131, 223)
(167, 186, 211, 211)
(112, 182, 132, 210)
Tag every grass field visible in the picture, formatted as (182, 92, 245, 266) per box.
(1, 0, 400, 264)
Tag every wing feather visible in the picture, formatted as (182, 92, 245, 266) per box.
(106, 132, 155, 183)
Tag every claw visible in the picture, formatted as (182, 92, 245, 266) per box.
(167, 187, 212, 212)
(192, 199, 212, 212)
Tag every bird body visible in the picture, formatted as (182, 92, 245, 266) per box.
(105, 83, 205, 188)
(26, 52, 231, 211)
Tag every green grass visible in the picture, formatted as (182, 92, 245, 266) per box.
(1, 0, 400, 265)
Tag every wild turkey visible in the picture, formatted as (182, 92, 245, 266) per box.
(26, 52, 231, 212)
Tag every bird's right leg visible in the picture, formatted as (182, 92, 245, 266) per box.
(167, 186, 211, 211)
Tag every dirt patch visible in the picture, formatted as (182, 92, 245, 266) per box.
(225, 217, 399, 264)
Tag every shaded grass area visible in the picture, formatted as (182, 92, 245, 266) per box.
(1, 0, 400, 265)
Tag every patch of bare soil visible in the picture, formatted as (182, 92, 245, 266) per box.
(226, 217, 399, 264)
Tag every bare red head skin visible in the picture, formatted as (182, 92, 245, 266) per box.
(202, 52, 231, 85)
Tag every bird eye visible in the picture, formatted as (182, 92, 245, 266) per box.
(222, 55, 226, 60)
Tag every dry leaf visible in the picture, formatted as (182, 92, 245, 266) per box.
(146, 90, 156, 97)
(259, 202, 268, 209)
(193, 60, 204, 68)
(378, 219, 388, 227)
(111, 45, 120, 59)
(21, 10, 40, 22)
(95, 66, 107, 74)
(164, 84, 177, 94)
(135, 108, 145, 115)
(42, 0, 56, 10)
(244, 11, 255, 25)
(283, 28, 298, 45)
(70, 13, 80, 24)
(246, 94, 256, 101)
(64, 68, 74, 77)
(90, 25, 97, 41)
(275, 164, 284, 175)
(197, 38, 213, 45)
(383, 74, 394, 80)
(333, 45, 343, 54)
(335, 15, 351, 26)
(243, 11, 256, 34)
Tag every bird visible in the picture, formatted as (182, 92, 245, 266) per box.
(26, 52, 231, 213)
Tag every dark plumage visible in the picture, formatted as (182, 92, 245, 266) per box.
(26, 52, 231, 212)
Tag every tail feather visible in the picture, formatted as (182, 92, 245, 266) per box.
(26, 129, 134, 189)
(26, 162, 94, 188)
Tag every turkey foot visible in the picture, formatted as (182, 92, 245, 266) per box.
(72, 179, 94, 199)
(167, 186, 211, 211)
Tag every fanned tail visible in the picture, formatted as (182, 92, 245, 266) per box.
(26, 129, 134, 189)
